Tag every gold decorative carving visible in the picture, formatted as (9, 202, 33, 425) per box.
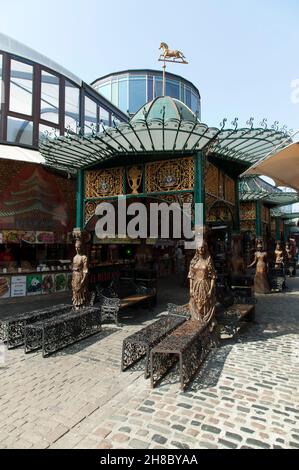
(145, 157, 194, 193)
(85, 201, 96, 224)
(127, 166, 143, 194)
(85, 168, 124, 198)
(205, 164, 218, 196)
(240, 220, 256, 232)
(240, 202, 256, 220)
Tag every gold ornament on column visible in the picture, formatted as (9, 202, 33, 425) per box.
(127, 166, 143, 194)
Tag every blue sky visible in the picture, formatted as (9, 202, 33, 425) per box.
(0, 0, 298, 132)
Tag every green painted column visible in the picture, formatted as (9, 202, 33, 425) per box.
(255, 200, 262, 238)
(234, 179, 240, 232)
(193, 151, 205, 229)
(275, 217, 281, 240)
(76, 169, 84, 229)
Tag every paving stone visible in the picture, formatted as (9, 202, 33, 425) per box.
(129, 438, 149, 449)
(225, 431, 243, 442)
(171, 424, 185, 432)
(201, 424, 221, 434)
(170, 440, 190, 449)
(152, 434, 167, 445)
(246, 438, 271, 449)
(218, 438, 238, 449)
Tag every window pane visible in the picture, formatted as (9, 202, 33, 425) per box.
(118, 78, 128, 113)
(84, 96, 97, 134)
(98, 81, 111, 101)
(185, 87, 191, 108)
(65, 81, 80, 133)
(147, 76, 153, 102)
(166, 80, 180, 99)
(39, 123, 57, 142)
(154, 77, 163, 98)
(112, 79, 118, 107)
(10, 60, 33, 115)
(40, 71, 59, 124)
(7, 117, 33, 145)
(99, 106, 109, 130)
(129, 77, 146, 113)
(191, 91, 199, 114)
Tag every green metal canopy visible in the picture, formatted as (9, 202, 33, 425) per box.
(239, 175, 299, 206)
(39, 96, 292, 172)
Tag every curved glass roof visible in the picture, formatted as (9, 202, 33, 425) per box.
(239, 175, 299, 206)
(0, 32, 82, 86)
(39, 97, 293, 173)
(132, 97, 198, 124)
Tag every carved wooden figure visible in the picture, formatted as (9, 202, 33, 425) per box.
(188, 241, 217, 325)
(72, 238, 89, 309)
(248, 240, 270, 294)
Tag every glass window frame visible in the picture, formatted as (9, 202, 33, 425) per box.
(9, 57, 34, 117)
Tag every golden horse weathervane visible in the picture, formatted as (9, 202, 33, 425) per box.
(158, 42, 188, 64)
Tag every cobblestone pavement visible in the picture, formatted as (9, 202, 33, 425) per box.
(0, 275, 298, 449)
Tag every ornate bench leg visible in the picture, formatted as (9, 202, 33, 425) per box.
(121, 340, 146, 371)
(151, 350, 177, 388)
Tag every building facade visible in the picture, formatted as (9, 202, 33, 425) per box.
(0, 33, 127, 299)
(91, 69, 201, 117)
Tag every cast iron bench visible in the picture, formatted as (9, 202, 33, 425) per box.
(121, 314, 186, 377)
(95, 280, 156, 326)
(150, 319, 219, 390)
(216, 302, 255, 340)
(1, 304, 72, 349)
(269, 266, 286, 292)
(24, 306, 101, 356)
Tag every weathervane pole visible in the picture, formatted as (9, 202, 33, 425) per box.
(162, 60, 166, 96)
(158, 42, 188, 97)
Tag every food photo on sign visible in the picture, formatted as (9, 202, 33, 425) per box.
(0, 276, 11, 298)
(42, 274, 55, 294)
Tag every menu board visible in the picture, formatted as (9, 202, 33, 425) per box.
(11, 276, 27, 297)
(0, 276, 11, 299)
(26, 274, 42, 296)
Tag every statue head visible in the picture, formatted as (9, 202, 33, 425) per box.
(196, 240, 209, 257)
(75, 240, 82, 255)
(276, 241, 282, 250)
(256, 239, 263, 251)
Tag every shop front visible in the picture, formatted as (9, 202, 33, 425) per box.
(0, 159, 76, 299)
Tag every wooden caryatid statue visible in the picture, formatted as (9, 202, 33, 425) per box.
(275, 241, 284, 268)
(72, 230, 89, 310)
(248, 239, 270, 294)
(188, 240, 217, 325)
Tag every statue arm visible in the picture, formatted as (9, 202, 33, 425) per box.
(247, 254, 257, 268)
(81, 256, 88, 286)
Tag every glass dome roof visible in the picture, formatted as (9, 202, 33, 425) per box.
(131, 96, 199, 124)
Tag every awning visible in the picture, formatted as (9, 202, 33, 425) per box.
(242, 141, 299, 191)
(0, 144, 45, 164)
